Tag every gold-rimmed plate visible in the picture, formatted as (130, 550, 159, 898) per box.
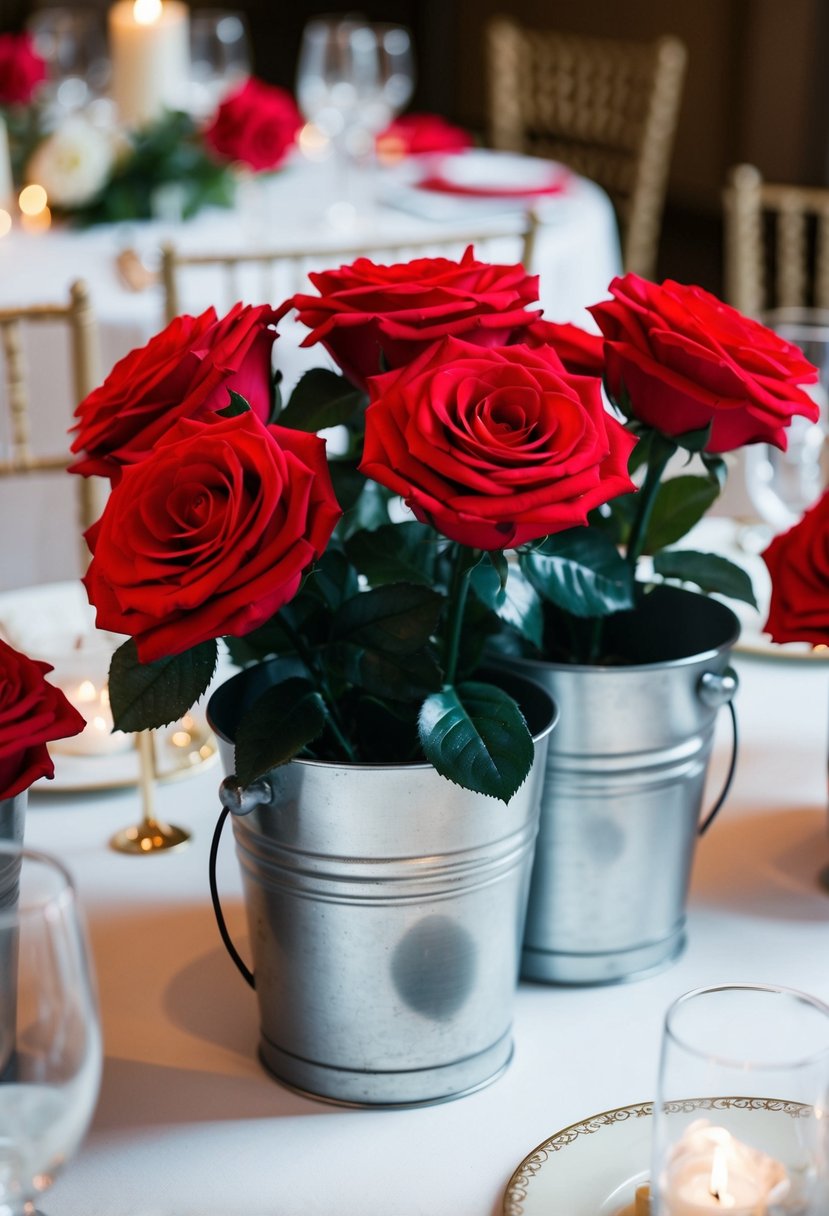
(502, 1099, 811, 1215)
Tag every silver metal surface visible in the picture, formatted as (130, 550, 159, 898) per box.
(510, 587, 740, 986)
(209, 666, 557, 1107)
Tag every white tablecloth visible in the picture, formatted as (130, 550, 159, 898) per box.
(0, 155, 621, 592)
(20, 648, 829, 1216)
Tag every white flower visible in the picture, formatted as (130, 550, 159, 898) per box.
(26, 118, 115, 208)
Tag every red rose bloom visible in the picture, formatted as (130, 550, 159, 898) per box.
(590, 274, 820, 453)
(762, 489, 829, 647)
(524, 318, 605, 377)
(0, 640, 85, 799)
(284, 247, 542, 389)
(204, 77, 301, 172)
(359, 337, 636, 550)
(70, 303, 279, 482)
(83, 411, 341, 663)
(376, 112, 473, 160)
(0, 32, 46, 106)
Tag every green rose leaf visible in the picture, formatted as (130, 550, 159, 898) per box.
(336, 641, 443, 700)
(674, 421, 714, 454)
(653, 549, 758, 608)
(279, 368, 366, 432)
(108, 638, 218, 733)
(418, 680, 534, 804)
(345, 522, 437, 587)
(217, 389, 251, 418)
(519, 527, 635, 618)
(234, 677, 327, 785)
(470, 560, 544, 649)
(333, 583, 444, 654)
(643, 475, 719, 552)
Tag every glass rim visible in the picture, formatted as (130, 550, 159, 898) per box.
(0, 841, 75, 923)
(664, 983, 829, 1070)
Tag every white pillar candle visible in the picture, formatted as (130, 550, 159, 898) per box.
(660, 1123, 789, 1216)
(0, 115, 13, 211)
(108, 0, 190, 129)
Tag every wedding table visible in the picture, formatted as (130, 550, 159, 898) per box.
(21, 642, 828, 1216)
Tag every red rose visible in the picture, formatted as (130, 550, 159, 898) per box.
(83, 411, 341, 663)
(0, 32, 46, 106)
(524, 318, 605, 377)
(70, 303, 279, 482)
(359, 337, 636, 550)
(204, 77, 301, 172)
(284, 247, 542, 389)
(376, 112, 473, 160)
(0, 639, 85, 799)
(762, 489, 829, 647)
(590, 274, 820, 452)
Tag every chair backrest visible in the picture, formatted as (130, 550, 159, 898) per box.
(723, 162, 829, 318)
(0, 280, 102, 568)
(160, 218, 540, 325)
(486, 18, 687, 279)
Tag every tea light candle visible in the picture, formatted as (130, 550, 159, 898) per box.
(660, 1123, 789, 1215)
(46, 636, 132, 757)
(108, 0, 190, 128)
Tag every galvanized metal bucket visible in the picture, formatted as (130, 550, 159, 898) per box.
(508, 586, 740, 986)
(207, 664, 557, 1108)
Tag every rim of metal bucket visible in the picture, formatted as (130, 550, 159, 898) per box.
(503, 586, 741, 675)
(207, 661, 559, 758)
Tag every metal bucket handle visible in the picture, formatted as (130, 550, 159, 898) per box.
(209, 776, 275, 990)
(696, 667, 739, 836)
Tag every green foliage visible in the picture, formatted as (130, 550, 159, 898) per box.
(62, 111, 236, 226)
(653, 550, 758, 608)
(108, 638, 218, 732)
(519, 528, 636, 618)
(418, 680, 534, 803)
(279, 369, 366, 432)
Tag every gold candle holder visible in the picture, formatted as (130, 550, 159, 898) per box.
(109, 730, 191, 854)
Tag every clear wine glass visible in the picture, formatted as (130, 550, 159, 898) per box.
(651, 984, 829, 1215)
(26, 8, 110, 115)
(0, 843, 102, 1216)
(744, 310, 829, 542)
(188, 9, 251, 121)
(296, 17, 414, 226)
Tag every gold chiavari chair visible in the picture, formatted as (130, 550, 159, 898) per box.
(160, 217, 540, 324)
(0, 280, 103, 569)
(486, 19, 687, 279)
(723, 163, 829, 318)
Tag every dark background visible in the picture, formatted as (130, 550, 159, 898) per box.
(5, 0, 829, 293)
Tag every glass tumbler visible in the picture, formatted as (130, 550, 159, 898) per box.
(651, 984, 829, 1215)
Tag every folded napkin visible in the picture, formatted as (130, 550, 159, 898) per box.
(377, 113, 473, 160)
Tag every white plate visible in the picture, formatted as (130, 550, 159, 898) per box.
(503, 1099, 812, 1215)
(416, 150, 568, 197)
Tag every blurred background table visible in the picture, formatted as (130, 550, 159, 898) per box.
(0, 151, 621, 591)
(21, 646, 829, 1216)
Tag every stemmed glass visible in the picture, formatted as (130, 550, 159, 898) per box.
(744, 310, 829, 543)
(26, 8, 110, 116)
(188, 9, 251, 121)
(0, 844, 102, 1215)
(651, 984, 829, 1214)
(295, 17, 414, 226)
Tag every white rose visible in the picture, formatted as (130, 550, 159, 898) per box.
(26, 119, 115, 208)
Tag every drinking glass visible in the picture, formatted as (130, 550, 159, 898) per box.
(26, 7, 110, 115)
(651, 984, 829, 1214)
(188, 9, 251, 121)
(295, 17, 414, 225)
(0, 844, 102, 1215)
(744, 310, 829, 539)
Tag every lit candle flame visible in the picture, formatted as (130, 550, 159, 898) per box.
(710, 1145, 735, 1207)
(133, 0, 162, 25)
(76, 679, 99, 704)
